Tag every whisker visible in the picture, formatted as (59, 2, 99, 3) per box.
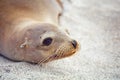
(38, 44, 67, 64)
(38, 55, 51, 64)
(38, 50, 60, 64)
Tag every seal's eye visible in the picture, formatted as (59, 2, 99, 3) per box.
(43, 37, 53, 46)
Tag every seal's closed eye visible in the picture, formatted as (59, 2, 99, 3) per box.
(43, 37, 53, 46)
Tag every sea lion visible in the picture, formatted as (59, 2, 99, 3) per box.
(0, 0, 79, 64)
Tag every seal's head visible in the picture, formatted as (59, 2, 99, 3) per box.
(8, 23, 79, 64)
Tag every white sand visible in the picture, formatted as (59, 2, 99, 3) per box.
(0, 0, 120, 80)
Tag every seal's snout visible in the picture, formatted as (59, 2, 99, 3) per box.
(71, 40, 78, 49)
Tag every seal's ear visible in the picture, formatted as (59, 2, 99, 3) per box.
(20, 37, 30, 48)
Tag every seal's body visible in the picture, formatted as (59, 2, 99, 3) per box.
(0, 0, 79, 64)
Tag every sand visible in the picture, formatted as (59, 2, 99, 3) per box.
(0, 0, 120, 80)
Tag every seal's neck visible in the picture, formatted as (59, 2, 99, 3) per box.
(14, 19, 40, 32)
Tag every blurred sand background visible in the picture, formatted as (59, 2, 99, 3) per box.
(0, 0, 120, 80)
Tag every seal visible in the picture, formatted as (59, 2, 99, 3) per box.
(0, 0, 79, 64)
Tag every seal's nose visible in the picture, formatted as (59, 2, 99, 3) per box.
(71, 40, 78, 49)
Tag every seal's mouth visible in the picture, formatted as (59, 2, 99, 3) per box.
(38, 41, 79, 64)
(43, 49, 77, 63)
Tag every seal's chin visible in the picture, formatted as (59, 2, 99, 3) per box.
(42, 41, 79, 63)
